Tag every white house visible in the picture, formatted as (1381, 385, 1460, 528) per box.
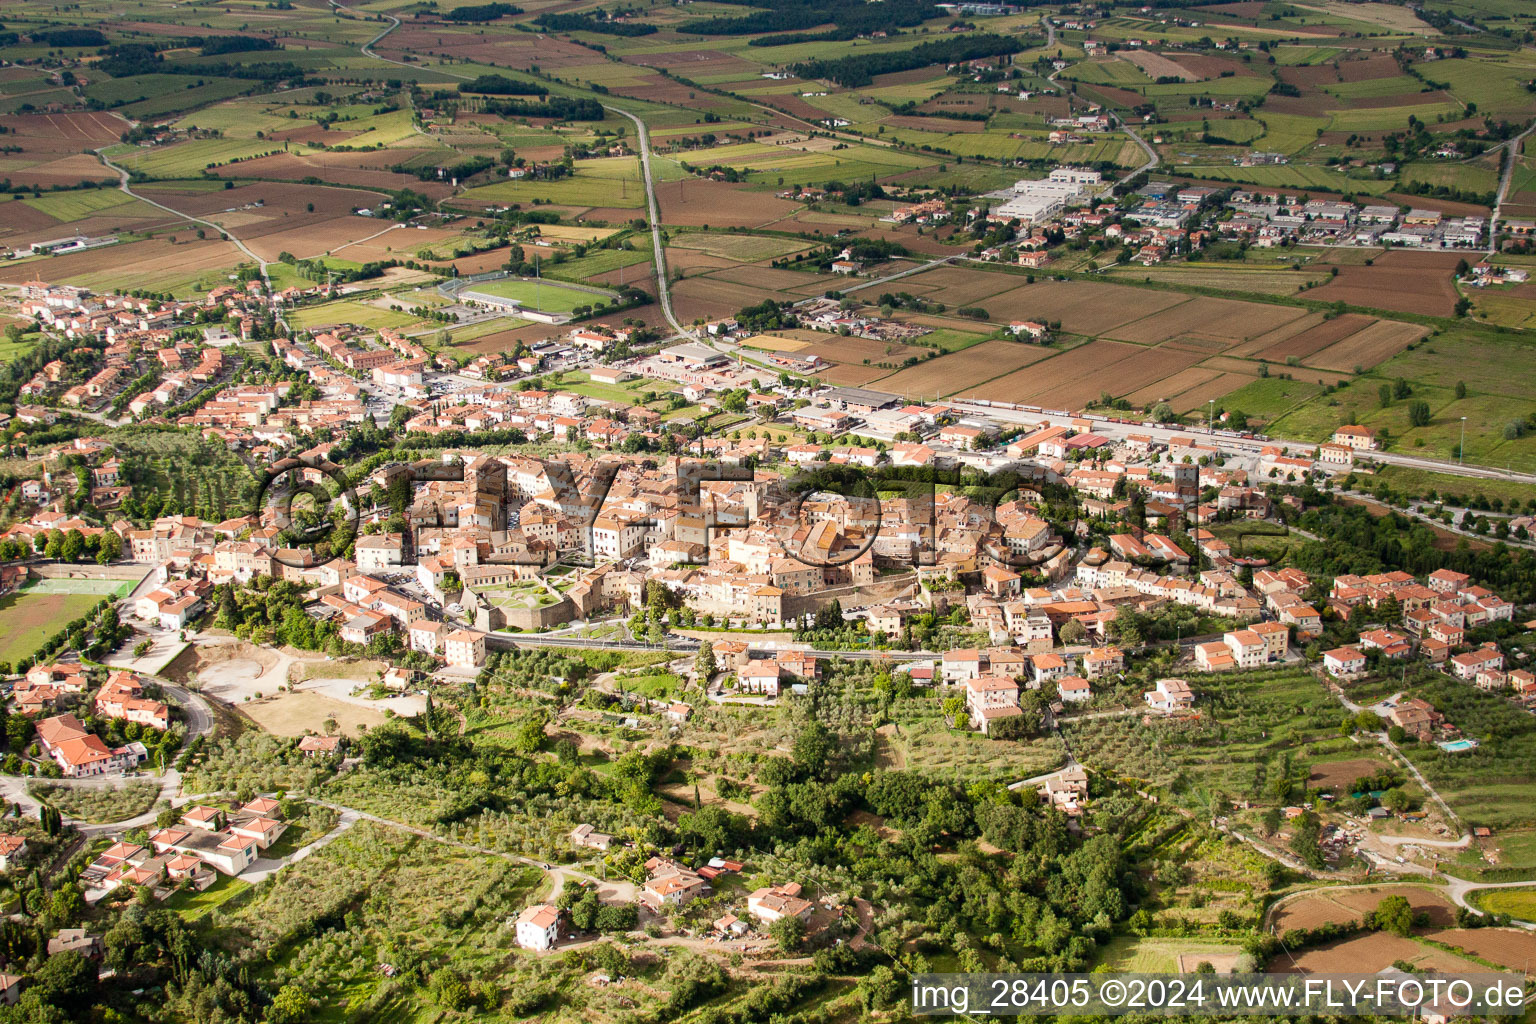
(516, 904, 560, 950)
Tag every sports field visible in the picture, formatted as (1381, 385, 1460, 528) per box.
(462, 278, 609, 314)
(0, 580, 124, 666)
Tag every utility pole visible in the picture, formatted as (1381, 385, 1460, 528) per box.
(1459, 416, 1467, 465)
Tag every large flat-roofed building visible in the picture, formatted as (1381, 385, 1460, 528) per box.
(821, 386, 900, 413)
(660, 342, 729, 369)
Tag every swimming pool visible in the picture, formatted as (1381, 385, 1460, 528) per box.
(1438, 739, 1479, 752)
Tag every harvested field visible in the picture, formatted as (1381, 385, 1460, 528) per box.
(1107, 296, 1307, 346)
(868, 341, 1056, 398)
(0, 153, 119, 188)
(1423, 928, 1536, 975)
(885, 115, 985, 133)
(0, 236, 244, 294)
(816, 362, 898, 387)
(801, 336, 930, 366)
(881, 265, 1013, 306)
(1273, 885, 1455, 934)
(1122, 51, 1195, 81)
(964, 340, 1203, 410)
(1279, 933, 1482, 974)
(672, 276, 783, 320)
(1309, 250, 1462, 315)
(960, 279, 1189, 336)
(1306, 319, 1430, 372)
(1123, 367, 1223, 407)
(1256, 313, 1377, 362)
(703, 265, 837, 292)
(656, 180, 800, 228)
(0, 111, 126, 148)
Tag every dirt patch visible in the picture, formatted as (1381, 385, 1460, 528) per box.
(1307, 756, 1392, 791)
(1278, 931, 1480, 974)
(656, 180, 800, 229)
(1422, 928, 1536, 975)
(240, 690, 389, 739)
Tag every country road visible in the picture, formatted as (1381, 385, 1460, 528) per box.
(603, 104, 688, 337)
(94, 148, 275, 293)
(1487, 123, 1534, 256)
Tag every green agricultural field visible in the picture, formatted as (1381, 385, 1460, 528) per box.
(1469, 888, 1536, 919)
(1323, 75, 1423, 99)
(537, 247, 652, 285)
(1179, 163, 1394, 194)
(103, 138, 287, 179)
(1105, 263, 1326, 295)
(20, 188, 140, 222)
(1253, 112, 1329, 155)
(1327, 101, 1463, 133)
(1064, 58, 1154, 87)
(1098, 936, 1246, 972)
(1425, 57, 1536, 115)
(463, 158, 651, 209)
(1399, 161, 1500, 196)
(1216, 376, 1327, 424)
(1372, 465, 1536, 508)
(287, 300, 425, 332)
(461, 277, 607, 314)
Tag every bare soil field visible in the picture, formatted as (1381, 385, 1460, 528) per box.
(656, 181, 800, 228)
(1273, 885, 1454, 934)
(241, 690, 388, 739)
(1279, 933, 1481, 974)
(1309, 251, 1461, 316)
(885, 115, 985, 133)
(1174, 53, 1255, 79)
(1306, 318, 1430, 370)
(1255, 313, 1377, 362)
(816, 362, 897, 387)
(961, 279, 1189, 336)
(673, 276, 784, 319)
(1124, 367, 1223, 407)
(1108, 296, 1307, 346)
(0, 236, 243, 290)
(210, 150, 454, 196)
(1380, 192, 1491, 217)
(866, 339, 1051, 397)
(965, 339, 1202, 410)
(882, 265, 1013, 306)
(0, 152, 121, 188)
(703, 265, 833, 291)
(1307, 756, 1391, 791)
(1423, 928, 1536, 975)
(0, 111, 126, 149)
